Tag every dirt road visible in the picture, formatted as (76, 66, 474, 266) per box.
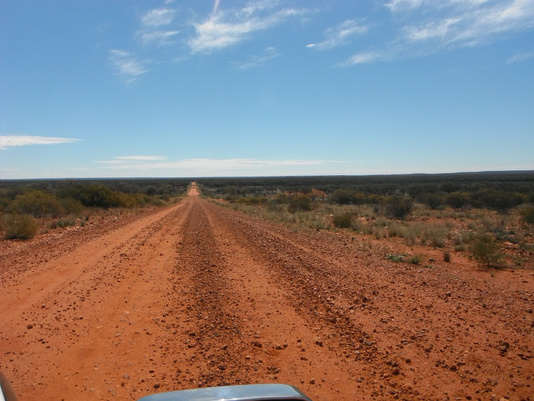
(1, 185, 533, 401)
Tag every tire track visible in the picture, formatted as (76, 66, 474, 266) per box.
(169, 199, 251, 388)
(1, 202, 189, 400)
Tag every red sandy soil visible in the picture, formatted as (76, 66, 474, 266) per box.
(1, 184, 533, 401)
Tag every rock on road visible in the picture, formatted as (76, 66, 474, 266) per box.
(1, 184, 533, 401)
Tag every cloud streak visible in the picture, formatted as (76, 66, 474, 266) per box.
(189, 1, 308, 53)
(399, 0, 534, 48)
(98, 157, 331, 172)
(0, 135, 79, 150)
(138, 7, 180, 46)
(343, 0, 534, 65)
(108, 50, 149, 83)
(141, 8, 177, 27)
(507, 50, 534, 63)
(307, 19, 368, 50)
(231, 46, 279, 70)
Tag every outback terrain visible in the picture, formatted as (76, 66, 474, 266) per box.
(1, 184, 533, 401)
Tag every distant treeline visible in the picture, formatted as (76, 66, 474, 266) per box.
(0, 178, 190, 216)
(197, 171, 534, 213)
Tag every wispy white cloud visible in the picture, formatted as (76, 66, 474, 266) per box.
(114, 156, 168, 162)
(307, 19, 368, 50)
(108, 49, 148, 83)
(139, 30, 180, 46)
(0, 135, 79, 150)
(138, 7, 180, 46)
(507, 50, 534, 63)
(340, 51, 384, 66)
(97, 157, 330, 172)
(189, 1, 308, 53)
(231, 46, 279, 70)
(141, 8, 177, 27)
(398, 0, 534, 48)
(343, 0, 534, 66)
(386, 0, 492, 13)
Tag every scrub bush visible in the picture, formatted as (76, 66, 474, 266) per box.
(471, 233, 503, 267)
(2, 214, 38, 240)
(332, 213, 353, 228)
(288, 195, 311, 213)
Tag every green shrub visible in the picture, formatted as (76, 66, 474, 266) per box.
(388, 222, 406, 237)
(2, 214, 38, 240)
(60, 197, 84, 215)
(59, 183, 124, 208)
(409, 255, 423, 265)
(288, 195, 311, 213)
(332, 213, 353, 228)
(388, 254, 405, 262)
(330, 189, 355, 205)
(447, 191, 470, 209)
(385, 196, 413, 220)
(421, 193, 444, 210)
(10, 190, 64, 218)
(57, 218, 76, 228)
(471, 233, 504, 267)
(521, 206, 534, 225)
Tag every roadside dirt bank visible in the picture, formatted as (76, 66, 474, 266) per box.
(1, 185, 533, 401)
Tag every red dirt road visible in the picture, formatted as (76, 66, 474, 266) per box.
(1, 185, 533, 401)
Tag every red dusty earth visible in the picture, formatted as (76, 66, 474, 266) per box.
(1, 184, 533, 401)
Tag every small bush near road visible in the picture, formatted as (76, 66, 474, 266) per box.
(385, 196, 413, 220)
(10, 190, 65, 218)
(332, 213, 353, 228)
(2, 214, 38, 240)
(471, 233, 504, 267)
(521, 206, 534, 225)
(288, 195, 311, 213)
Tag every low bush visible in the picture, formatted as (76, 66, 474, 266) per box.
(288, 195, 311, 213)
(521, 206, 534, 225)
(409, 255, 423, 265)
(10, 190, 64, 218)
(470, 233, 504, 267)
(385, 196, 413, 220)
(2, 214, 38, 240)
(388, 254, 405, 262)
(332, 213, 353, 228)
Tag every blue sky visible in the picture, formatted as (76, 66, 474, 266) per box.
(1, 0, 533, 179)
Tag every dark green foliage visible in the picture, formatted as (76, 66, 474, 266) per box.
(60, 197, 85, 215)
(409, 255, 422, 265)
(59, 183, 125, 208)
(420, 193, 444, 210)
(192, 172, 534, 211)
(332, 213, 353, 228)
(274, 194, 290, 204)
(522, 206, 534, 225)
(388, 254, 405, 262)
(0, 179, 186, 241)
(471, 233, 504, 267)
(330, 189, 354, 205)
(446, 191, 471, 209)
(10, 190, 64, 218)
(145, 185, 158, 196)
(2, 214, 38, 240)
(385, 196, 413, 220)
(473, 189, 526, 213)
(288, 195, 311, 213)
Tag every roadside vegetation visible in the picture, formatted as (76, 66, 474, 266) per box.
(0, 179, 189, 240)
(197, 172, 534, 270)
